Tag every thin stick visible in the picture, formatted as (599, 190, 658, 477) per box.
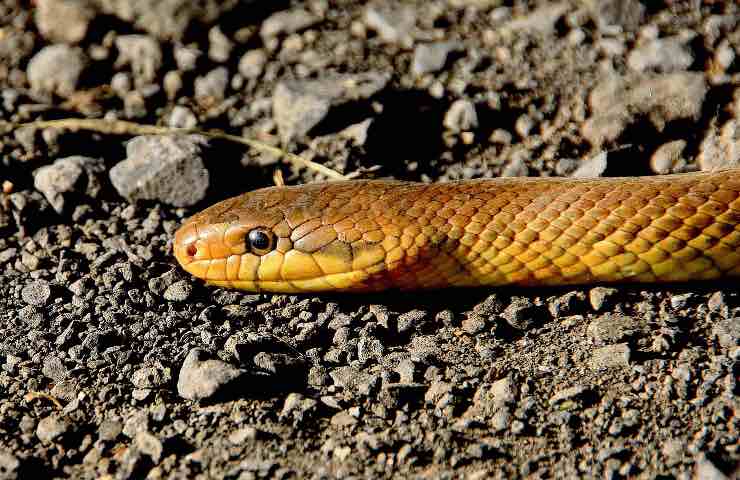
(2, 118, 348, 180)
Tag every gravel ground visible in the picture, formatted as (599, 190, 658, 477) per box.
(0, 0, 739, 478)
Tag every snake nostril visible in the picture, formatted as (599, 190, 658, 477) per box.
(186, 244, 197, 257)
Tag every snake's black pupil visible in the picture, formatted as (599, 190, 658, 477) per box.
(249, 230, 270, 250)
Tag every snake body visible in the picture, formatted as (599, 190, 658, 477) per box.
(173, 170, 740, 293)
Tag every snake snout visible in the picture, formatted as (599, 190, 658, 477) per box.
(173, 222, 200, 265)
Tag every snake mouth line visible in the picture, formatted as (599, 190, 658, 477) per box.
(205, 269, 374, 293)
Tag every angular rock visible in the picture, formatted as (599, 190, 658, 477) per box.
(571, 152, 607, 178)
(412, 41, 463, 76)
(114, 35, 162, 86)
(34, 156, 105, 214)
(363, 4, 416, 46)
(443, 99, 478, 132)
(273, 72, 390, 143)
(582, 73, 707, 147)
(590, 343, 631, 370)
(110, 135, 209, 207)
(21, 280, 52, 307)
(27, 45, 86, 97)
(36, 415, 70, 443)
(177, 348, 246, 401)
(698, 120, 739, 172)
(712, 317, 739, 349)
(131, 363, 172, 389)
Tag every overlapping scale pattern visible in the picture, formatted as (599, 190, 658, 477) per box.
(173, 171, 740, 293)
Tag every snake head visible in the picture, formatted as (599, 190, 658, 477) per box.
(173, 181, 407, 293)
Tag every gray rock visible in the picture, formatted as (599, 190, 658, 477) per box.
(280, 393, 318, 422)
(363, 4, 416, 47)
(34, 156, 105, 214)
(177, 348, 246, 401)
(174, 44, 200, 71)
(194, 66, 228, 102)
(571, 152, 607, 178)
(229, 426, 258, 444)
(397, 309, 428, 334)
(167, 105, 198, 129)
(588, 313, 637, 345)
(651, 140, 687, 174)
(260, 8, 319, 38)
(21, 280, 52, 307)
(27, 45, 87, 97)
(468, 376, 515, 417)
(501, 154, 529, 177)
(585, 0, 645, 29)
(42, 355, 67, 382)
(110, 135, 209, 207)
(588, 287, 617, 311)
(114, 35, 162, 85)
(208, 26, 232, 63)
(627, 36, 694, 73)
(91, 0, 239, 40)
(412, 41, 463, 76)
(502, 297, 543, 330)
(97, 419, 122, 442)
(712, 318, 739, 349)
(253, 352, 307, 381)
(135, 431, 163, 463)
(35, 0, 94, 43)
(239, 49, 267, 79)
(582, 73, 707, 147)
(122, 410, 149, 438)
(273, 72, 390, 144)
(36, 414, 70, 443)
(131, 363, 172, 388)
(590, 343, 631, 370)
(443, 99, 478, 132)
(698, 120, 740, 172)
(0, 451, 19, 480)
(163, 280, 193, 302)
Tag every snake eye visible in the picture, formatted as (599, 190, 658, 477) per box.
(247, 228, 275, 255)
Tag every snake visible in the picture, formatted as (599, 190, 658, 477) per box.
(173, 169, 740, 293)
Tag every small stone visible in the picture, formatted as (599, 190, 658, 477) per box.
(131, 363, 172, 388)
(167, 106, 198, 129)
(698, 120, 740, 172)
(174, 44, 200, 71)
(42, 355, 67, 382)
(163, 280, 193, 302)
(651, 140, 687, 174)
(35, 0, 94, 43)
(0, 451, 20, 479)
(586, 0, 645, 29)
(36, 415, 70, 443)
(135, 431, 163, 463)
(443, 99, 478, 133)
(590, 343, 631, 370)
(111, 72, 132, 96)
(163, 71, 183, 100)
(34, 156, 105, 214)
(238, 49, 267, 79)
(115, 35, 162, 85)
(501, 298, 544, 330)
(98, 419, 122, 442)
(273, 73, 390, 144)
(693, 453, 730, 480)
(281, 393, 318, 422)
(503, 2, 568, 35)
(627, 36, 694, 73)
(363, 4, 416, 47)
(412, 41, 462, 76)
(194, 66, 229, 103)
(22, 279, 52, 307)
(177, 348, 246, 401)
(229, 426, 258, 444)
(261, 8, 318, 38)
(253, 352, 307, 382)
(208, 25, 233, 62)
(588, 314, 637, 344)
(27, 45, 86, 97)
(549, 385, 588, 405)
(501, 155, 528, 177)
(582, 73, 707, 148)
(397, 310, 428, 334)
(589, 287, 617, 311)
(110, 135, 209, 207)
(712, 318, 739, 349)
(571, 152, 607, 178)
(462, 314, 486, 334)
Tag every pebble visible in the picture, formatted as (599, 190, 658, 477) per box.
(280, 393, 318, 422)
(35, 0, 94, 43)
(260, 8, 319, 38)
(503, 2, 568, 35)
(163, 71, 183, 100)
(36, 415, 70, 443)
(33, 156, 105, 214)
(627, 36, 694, 73)
(42, 355, 67, 382)
(501, 155, 529, 177)
(21, 280, 52, 307)
(163, 280, 193, 302)
(194, 66, 229, 102)
(114, 35, 162, 85)
(587, 314, 637, 345)
(698, 120, 740, 171)
(587, 0, 645, 30)
(712, 318, 739, 349)
(273, 72, 390, 144)
(443, 99, 478, 133)
(238, 49, 267, 79)
(167, 105, 198, 129)
(208, 26, 233, 62)
(109, 135, 210, 207)
(397, 310, 428, 334)
(177, 348, 246, 401)
(131, 363, 172, 389)
(135, 431, 163, 463)
(98, 419, 122, 442)
(590, 343, 631, 370)
(571, 151, 607, 178)
(412, 41, 462, 76)
(501, 298, 543, 330)
(363, 4, 416, 47)
(0, 451, 20, 479)
(549, 385, 588, 405)
(27, 45, 87, 97)
(588, 287, 617, 311)
(651, 140, 687, 174)
(582, 73, 707, 147)
(229, 426, 258, 444)
(174, 44, 201, 71)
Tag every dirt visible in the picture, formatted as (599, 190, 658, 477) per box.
(0, 0, 738, 478)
